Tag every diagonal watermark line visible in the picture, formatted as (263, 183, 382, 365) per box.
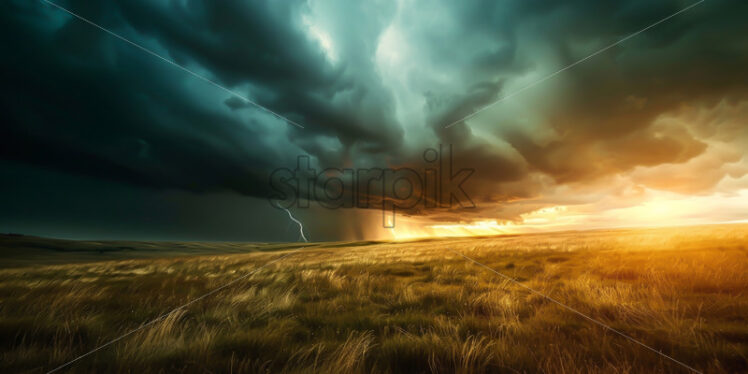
(45, 249, 304, 374)
(443, 0, 705, 129)
(41, 0, 306, 129)
(446, 248, 703, 374)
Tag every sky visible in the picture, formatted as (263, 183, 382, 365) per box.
(2, 0, 747, 242)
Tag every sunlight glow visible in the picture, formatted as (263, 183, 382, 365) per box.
(386, 188, 748, 240)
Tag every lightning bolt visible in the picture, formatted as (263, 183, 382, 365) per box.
(273, 201, 308, 242)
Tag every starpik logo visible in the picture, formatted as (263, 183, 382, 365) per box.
(268, 145, 475, 228)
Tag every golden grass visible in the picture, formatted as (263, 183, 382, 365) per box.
(1, 224, 747, 373)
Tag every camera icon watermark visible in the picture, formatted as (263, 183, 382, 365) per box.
(268, 145, 474, 228)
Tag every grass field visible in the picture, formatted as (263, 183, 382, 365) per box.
(1, 224, 747, 373)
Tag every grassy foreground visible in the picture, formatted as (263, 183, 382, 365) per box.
(1, 225, 747, 373)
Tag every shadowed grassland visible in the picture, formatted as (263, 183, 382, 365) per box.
(1, 224, 747, 373)
(0, 235, 320, 269)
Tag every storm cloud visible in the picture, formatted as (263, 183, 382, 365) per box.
(1, 0, 747, 240)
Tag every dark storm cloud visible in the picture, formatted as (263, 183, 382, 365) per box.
(2, 0, 747, 239)
(497, 0, 748, 183)
(425, 0, 748, 192)
(118, 0, 403, 146)
(3, 1, 274, 197)
(1, 0, 401, 201)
